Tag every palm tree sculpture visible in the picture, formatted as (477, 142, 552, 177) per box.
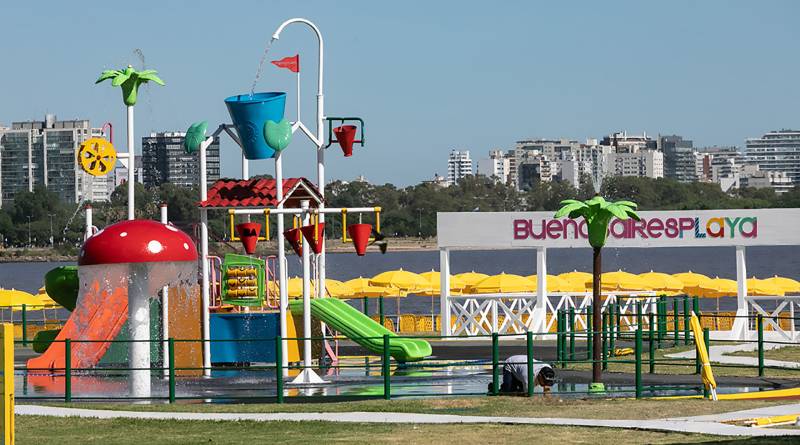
(95, 65, 164, 219)
(555, 195, 639, 388)
(95, 65, 165, 106)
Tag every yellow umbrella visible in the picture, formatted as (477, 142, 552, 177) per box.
(639, 271, 684, 295)
(746, 277, 785, 297)
(35, 287, 59, 307)
(525, 274, 577, 292)
(417, 270, 467, 296)
(370, 269, 430, 292)
(468, 273, 535, 293)
(559, 270, 592, 283)
(690, 312, 717, 400)
(345, 277, 395, 297)
(697, 277, 738, 297)
(673, 271, 712, 295)
(763, 276, 800, 294)
(320, 279, 352, 299)
(0, 288, 45, 310)
(592, 270, 648, 291)
(453, 271, 490, 287)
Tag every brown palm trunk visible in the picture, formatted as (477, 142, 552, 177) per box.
(592, 246, 602, 383)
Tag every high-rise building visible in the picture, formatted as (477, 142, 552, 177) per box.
(0, 115, 110, 207)
(660, 135, 701, 182)
(476, 150, 510, 183)
(446, 149, 472, 186)
(142, 132, 220, 188)
(745, 130, 800, 185)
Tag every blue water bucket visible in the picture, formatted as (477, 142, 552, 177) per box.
(224, 92, 287, 159)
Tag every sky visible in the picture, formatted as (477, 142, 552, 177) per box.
(1, 0, 798, 186)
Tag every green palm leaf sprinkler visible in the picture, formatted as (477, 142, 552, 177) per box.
(96, 65, 165, 106)
(555, 195, 640, 389)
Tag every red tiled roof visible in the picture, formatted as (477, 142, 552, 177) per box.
(198, 178, 323, 208)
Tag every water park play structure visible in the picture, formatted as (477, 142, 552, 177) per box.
(22, 17, 431, 399)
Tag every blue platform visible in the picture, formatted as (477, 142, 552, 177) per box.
(210, 312, 279, 363)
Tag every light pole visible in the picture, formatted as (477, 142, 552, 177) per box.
(48, 213, 54, 247)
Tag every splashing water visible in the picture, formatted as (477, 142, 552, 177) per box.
(133, 48, 146, 69)
(250, 38, 277, 97)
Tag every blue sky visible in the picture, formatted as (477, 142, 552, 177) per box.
(1, 1, 798, 186)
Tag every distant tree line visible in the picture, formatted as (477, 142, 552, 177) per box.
(1, 175, 798, 247)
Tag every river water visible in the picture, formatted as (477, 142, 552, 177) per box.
(2, 246, 798, 316)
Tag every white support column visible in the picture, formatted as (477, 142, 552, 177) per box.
(439, 248, 451, 336)
(84, 204, 93, 240)
(126, 105, 135, 220)
(128, 263, 151, 398)
(160, 203, 169, 378)
(291, 200, 324, 384)
(275, 152, 289, 377)
(731, 245, 749, 340)
(533, 247, 548, 336)
(199, 137, 212, 377)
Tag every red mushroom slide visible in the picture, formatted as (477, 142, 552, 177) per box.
(28, 220, 198, 389)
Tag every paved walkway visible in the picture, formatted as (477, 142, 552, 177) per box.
(15, 404, 800, 437)
(665, 342, 800, 369)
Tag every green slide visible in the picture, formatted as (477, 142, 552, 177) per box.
(289, 298, 432, 362)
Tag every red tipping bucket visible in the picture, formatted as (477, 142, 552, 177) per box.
(300, 223, 325, 254)
(235, 222, 261, 254)
(333, 125, 357, 157)
(347, 223, 372, 256)
(284, 228, 303, 256)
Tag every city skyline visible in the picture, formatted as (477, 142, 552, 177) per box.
(1, 1, 799, 186)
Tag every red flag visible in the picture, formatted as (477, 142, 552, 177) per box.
(271, 55, 299, 73)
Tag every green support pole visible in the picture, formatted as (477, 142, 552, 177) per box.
(491, 332, 499, 396)
(648, 313, 655, 374)
(636, 300, 643, 335)
(693, 296, 700, 318)
(602, 312, 608, 371)
(21, 304, 27, 347)
(657, 297, 665, 349)
(703, 328, 710, 399)
(560, 310, 567, 368)
(586, 306, 593, 362)
(569, 307, 575, 361)
(526, 331, 534, 397)
(683, 297, 691, 346)
(383, 334, 391, 400)
(168, 338, 175, 403)
(556, 310, 563, 367)
(65, 338, 72, 403)
(379, 296, 385, 326)
(757, 314, 764, 377)
(673, 298, 679, 347)
(275, 336, 284, 403)
(609, 304, 616, 357)
(363, 297, 369, 316)
(635, 325, 642, 399)
(615, 301, 621, 340)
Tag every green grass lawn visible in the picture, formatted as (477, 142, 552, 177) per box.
(564, 341, 800, 378)
(52, 397, 789, 420)
(15, 415, 795, 445)
(728, 345, 800, 363)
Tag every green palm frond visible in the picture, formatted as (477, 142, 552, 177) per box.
(554, 201, 587, 218)
(604, 203, 629, 220)
(111, 73, 131, 87)
(613, 200, 638, 209)
(138, 72, 165, 85)
(95, 70, 121, 83)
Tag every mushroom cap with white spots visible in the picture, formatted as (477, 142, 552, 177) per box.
(79, 220, 198, 265)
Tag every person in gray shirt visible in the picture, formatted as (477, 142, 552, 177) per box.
(488, 355, 555, 394)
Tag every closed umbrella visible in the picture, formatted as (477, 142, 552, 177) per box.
(639, 271, 684, 295)
(763, 276, 800, 294)
(467, 273, 535, 294)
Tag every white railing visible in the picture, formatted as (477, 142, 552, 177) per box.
(745, 296, 800, 341)
(447, 291, 658, 337)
